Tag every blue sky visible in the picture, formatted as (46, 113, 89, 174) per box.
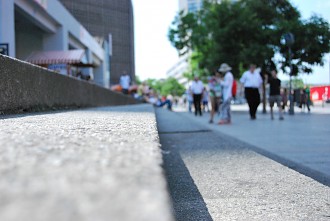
(132, 0, 330, 84)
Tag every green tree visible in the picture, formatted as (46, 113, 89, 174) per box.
(292, 78, 305, 89)
(145, 78, 186, 96)
(168, 0, 330, 78)
(135, 75, 142, 85)
(160, 77, 186, 96)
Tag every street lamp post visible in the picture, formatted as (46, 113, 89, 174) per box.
(282, 33, 295, 115)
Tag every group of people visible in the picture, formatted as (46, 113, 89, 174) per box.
(119, 71, 174, 110)
(298, 86, 311, 112)
(118, 64, 294, 122)
(188, 63, 288, 125)
(138, 82, 173, 110)
(188, 63, 234, 124)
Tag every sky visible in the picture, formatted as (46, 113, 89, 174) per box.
(132, 0, 330, 84)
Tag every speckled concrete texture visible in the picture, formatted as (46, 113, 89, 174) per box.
(0, 104, 173, 221)
(156, 108, 330, 221)
(0, 54, 138, 114)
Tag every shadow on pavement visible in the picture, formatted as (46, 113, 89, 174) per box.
(159, 133, 213, 221)
(156, 108, 213, 221)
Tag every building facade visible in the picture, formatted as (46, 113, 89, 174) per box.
(59, 0, 135, 85)
(166, 54, 190, 87)
(167, 0, 203, 87)
(179, 0, 203, 13)
(0, 0, 110, 88)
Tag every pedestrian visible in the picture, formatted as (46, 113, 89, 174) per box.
(304, 86, 311, 112)
(202, 88, 209, 113)
(186, 87, 194, 113)
(190, 76, 204, 116)
(208, 71, 222, 123)
(322, 87, 328, 107)
(240, 64, 263, 120)
(299, 88, 306, 110)
(119, 71, 131, 95)
(265, 70, 284, 120)
(281, 88, 288, 112)
(218, 63, 234, 125)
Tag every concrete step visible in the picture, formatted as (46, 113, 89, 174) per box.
(0, 104, 174, 221)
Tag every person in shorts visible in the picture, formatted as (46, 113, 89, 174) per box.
(208, 71, 222, 123)
(266, 70, 284, 120)
(202, 88, 210, 112)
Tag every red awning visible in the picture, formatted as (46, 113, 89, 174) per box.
(25, 49, 89, 65)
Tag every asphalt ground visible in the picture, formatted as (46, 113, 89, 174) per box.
(156, 108, 330, 221)
(181, 104, 330, 186)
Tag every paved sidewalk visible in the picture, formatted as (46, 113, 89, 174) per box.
(180, 104, 330, 186)
(156, 108, 330, 221)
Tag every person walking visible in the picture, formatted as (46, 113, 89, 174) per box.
(240, 64, 263, 120)
(119, 71, 131, 95)
(218, 63, 234, 125)
(208, 72, 222, 123)
(202, 88, 209, 113)
(190, 76, 204, 116)
(265, 70, 284, 120)
(281, 88, 288, 112)
(186, 87, 194, 113)
(304, 86, 311, 112)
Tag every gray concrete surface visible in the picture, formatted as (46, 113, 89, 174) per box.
(181, 104, 330, 186)
(0, 104, 173, 221)
(156, 108, 330, 221)
(0, 54, 138, 114)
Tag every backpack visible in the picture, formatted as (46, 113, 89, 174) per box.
(232, 80, 237, 97)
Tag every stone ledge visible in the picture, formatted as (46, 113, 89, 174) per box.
(0, 104, 174, 221)
(0, 54, 138, 114)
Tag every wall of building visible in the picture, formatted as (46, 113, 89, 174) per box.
(0, 0, 111, 88)
(167, 54, 190, 88)
(15, 13, 44, 60)
(0, 0, 15, 57)
(59, 0, 135, 85)
(179, 0, 203, 13)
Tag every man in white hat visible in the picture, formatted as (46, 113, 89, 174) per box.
(218, 63, 234, 124)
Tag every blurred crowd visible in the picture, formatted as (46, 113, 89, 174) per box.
(111, 72, 174, 110)
(111, 67, 315, 123)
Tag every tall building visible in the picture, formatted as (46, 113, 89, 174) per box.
(179, 0, 203, 13)
(167, 0, 203, 87)
(166, 54, 190, 86)
(60, 0, 135, 85)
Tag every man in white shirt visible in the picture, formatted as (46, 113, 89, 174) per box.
(218, 63, 234, 124)
(119, 71, 131, 95)
(190, 76, 204, 116)
(240, 64, 263, 120)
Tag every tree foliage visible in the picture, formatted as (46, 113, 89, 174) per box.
(145, 77, 186, 96)
(168, 0, 330, 78)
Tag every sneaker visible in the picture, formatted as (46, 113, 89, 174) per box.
(279, 116, 284, 120)
(209, 120, 213, 124)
